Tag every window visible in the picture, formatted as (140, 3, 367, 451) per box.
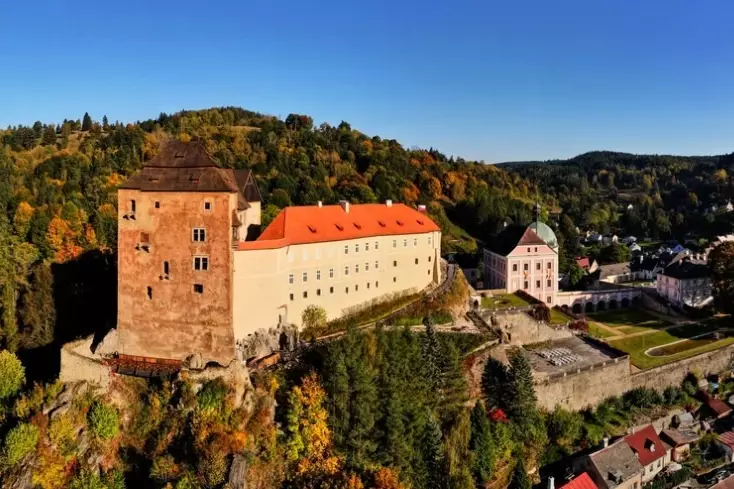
(344, 266, 349, 276)
(546, 296, 552, 304)
(154, 201, 160, 209)
(146, 286, 152, 300)
(536, 263, 541, 270)
(524, 263, 529, 271)
(428, 270, 431, 275)
(393, 277, 397, 283)
(536, 280, 541, 288)
(163, 261, 170, 278)
(375, 240, 379, 250)
(204, 201, 212, 211)
(355, 264, 359, 273)
(345, 287, 349, 294)
(413, 238, 417, 246)
(355, 244, 359, 253)
(355, 284, 359, 291)
(524, 281, 528, 289)
(512, 264, 518, 272)
(393, 260, 397, 267)
(317, 289, 321, 296)
(428, 256, 432, 262)
(193, 228, 206, 242)
(303, 291, 308, 299)
(367, 282, 370, 289)
(330, 286, 334, 294)
(547, 262, 552, 269)
(289, 274, 294, 284)
(375, 261, 379, 269)
(302, 272, 308, 282)
(534, 247, 538, 252)
(547, 279, 552, 287)
(191, 283, 204, 294)
(290, 293, 294, 301)
(140, 232, 150, 243)
(344, 245, 349, 255)
(365, 262, 369, 272)
(365, 242, 369, 252)
(317, 270, 321, 280)
(393, 239, 397, 248)
(415, 258, 419, 265)
(428, 236, 432, 245)
(193, 256, 209, 271)
(376, 281, 379, 288)
(527, 247, 530, 252)
(404, 239, 408, 247)
(130, 200, 136, 213)
(329, 268, 334, 279)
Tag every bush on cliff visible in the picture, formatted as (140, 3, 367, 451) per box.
(2, 421, 39, 466)
(87, 401, 119, 441)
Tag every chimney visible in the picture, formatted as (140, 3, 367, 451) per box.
(603, 437, 609, 448)
(547, 477, 555, 489)
(317, 201, 323, 208)
(385, 199, 393, 207)
(339, 200, 350, 213)
(418, 204, 427, 213)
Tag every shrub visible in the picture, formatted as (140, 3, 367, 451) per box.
(663, 386, 688, 406)
(13, 383, 46, 418)
(0, 350, 25, 401)
(301, 305, 328, 341)
(151, 454, 179, 482)
(197, 450, 228, 488)
(2, 422, 39, 466)
(87, 401, 120, 440)
(49, 413, 77, 455)
(196, 379, 229, 413)
(623, 387, 663, 409)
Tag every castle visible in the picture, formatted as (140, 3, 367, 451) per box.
(116, 141, 442, 364)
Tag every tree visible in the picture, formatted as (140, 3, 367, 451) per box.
(469, 402, 495, 486)
(301, 305, 328, 340)
(102, 115, 109, 131)
(506, 348, 537, 427)
(709, 242, 734, 315)
(422, 414, 448, 489)
(509, 459, 531, 489)
(82, 112, 93, 131)
(20, 263, 56, 348)
(481, 358, 510, 410)
(0, 349, 25, 400)
(568, 262, 584, 288)
(42, 125, 57, 146)
(421, 316, 442, 394)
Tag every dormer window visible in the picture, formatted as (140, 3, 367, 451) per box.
(335, 224, 344, 231)
(203, 201, 212, 211)
(378, 220, 386, 227)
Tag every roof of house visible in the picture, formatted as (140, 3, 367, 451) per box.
(624, 425, 667, 466)
(704, 393, 732, 417)
(588, 439, 643, 488)
(238, 202, 439, 250)
(487, 225, 549, 256)
(711, 474, 734, 489)
(660, 429, 700, 447)
(559, 473, 599, 489)
(576, 257, 591, 269)
(120, 141, 261, 207)
(661, 258, 710, 280)
(599, 262, 631, 279)
(718, 431, 734, 449)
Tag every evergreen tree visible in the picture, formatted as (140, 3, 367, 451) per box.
(19, 263, 55, 348)
(482, 357, 510, 410)
(437, 341, 468, 425)
(469, 403, 495, 486)
(82, 112, 93, 131)
(32, 121, 43, 139)
(421, 316, 442, 394)
(42, 125, 56, 146)
(422, 413, 447, 489)
(507, 348, 537, 426)
(102, 115, 110, 131)
(509, 459, 532, 489)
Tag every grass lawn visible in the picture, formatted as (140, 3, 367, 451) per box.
(550, 308, 572, 325)
(481, 293, 531, 310)
(609, 323, 734, 369)
(589, 322, 616, 338)
(587, 308, 671, 337)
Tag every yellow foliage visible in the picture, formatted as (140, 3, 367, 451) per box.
(32, 446, 69, 489)
(47, 217, 83, 263)
(373, 468, 407, 489)
(13, 201, 34, 237)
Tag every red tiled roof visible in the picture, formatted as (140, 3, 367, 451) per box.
(576, 257, 591, 269)
(712, 474, 734, 489)
(704, 393, 732, 417)
(718, 431, 734, 449)
(624, 425, 667, 466)
(238, 203, 439, 250)
(559, 473, 598, 489)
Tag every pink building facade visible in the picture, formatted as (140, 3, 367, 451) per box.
(484, 224, 559, 305)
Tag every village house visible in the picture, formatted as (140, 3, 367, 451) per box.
(656, 255, 712, 308)
(716, 432, 734, 463)
(576, 438, 643, 489)
(624, 425, 671, 483)
(660, 429, 700, 462)
(558, 473, 599, 489)
(117, 141, 442, 365)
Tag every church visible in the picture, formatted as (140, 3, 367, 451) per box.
(483, 211, 560, 305)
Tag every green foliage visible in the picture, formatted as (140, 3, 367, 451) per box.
(0, 350, 25, 400)
(509, 459, 531, 489)
(196, 378, 229, 413)
(469, 403, 495, 486)
(506, 348, 538, 428)
(546, 406, 583, 449)
(197, 451, 228, 488)
(87, 400, 120, 440)
(2, 421, 39, 466)
(623, 387, 663, 409)
(709, 241, 734, 314)
(69, 469, 125, 489)
(301, 305, 328, 341)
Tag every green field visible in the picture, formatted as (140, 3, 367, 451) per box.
(587, 309, 671, 338)
(608, 323, 734, 369)
(481, 293, 531, 310)
(550, 308, 572, 325)
(589, 322, 616, 338)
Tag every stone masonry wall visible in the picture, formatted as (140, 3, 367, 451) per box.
(489, 311, 573, 346)
(535, 355, 631, 411)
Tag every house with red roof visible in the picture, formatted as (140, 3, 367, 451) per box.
(624, 425, 671, 483)
(702, 393, 733, 420)
(559, 473, 599, 489)
(716, 431, 734, 463)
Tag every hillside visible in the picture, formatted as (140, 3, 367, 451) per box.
(500, 150, 734, 241)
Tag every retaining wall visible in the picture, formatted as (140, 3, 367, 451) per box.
(490, 311, 573, 345)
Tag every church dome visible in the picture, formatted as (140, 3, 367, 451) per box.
(528, 221, 558, 250)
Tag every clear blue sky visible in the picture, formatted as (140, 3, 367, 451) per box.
(1, 0, 732, 162)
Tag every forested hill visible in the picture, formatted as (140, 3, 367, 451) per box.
(499, 150, 734, 241)
(0, 107, 546, 354)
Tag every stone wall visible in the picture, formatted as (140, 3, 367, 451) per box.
(534, 355, 631, 411)
(631, 342, 734, 391)
(59, 336, 111, 390)
(489, 311, 573, 346)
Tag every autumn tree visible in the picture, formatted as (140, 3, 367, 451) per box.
(709, 241, 734, 314)
(301, 305, 328, 341)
